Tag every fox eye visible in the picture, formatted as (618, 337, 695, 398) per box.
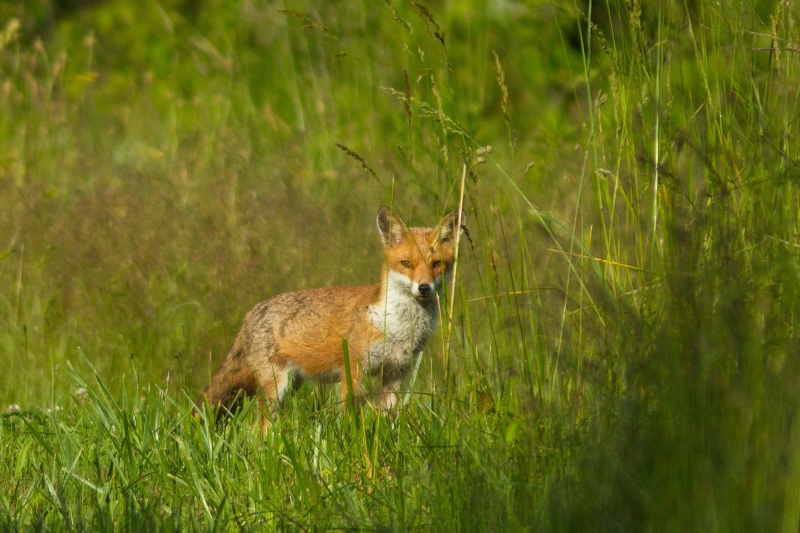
(431, 260, 442, 269)
(400, 260, 412, 268)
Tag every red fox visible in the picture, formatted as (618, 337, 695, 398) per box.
(197, 206, 466, 431)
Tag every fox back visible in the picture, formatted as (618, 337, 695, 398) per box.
(196, 206, 466, 431)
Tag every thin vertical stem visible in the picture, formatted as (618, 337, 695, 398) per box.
(653, 8, 663, 242)
(444, 163, 468, 376)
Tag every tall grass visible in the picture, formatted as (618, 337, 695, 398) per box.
(1, 0, 800, 530)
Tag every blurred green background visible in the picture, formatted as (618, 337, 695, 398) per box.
(1, 0, 596, 401)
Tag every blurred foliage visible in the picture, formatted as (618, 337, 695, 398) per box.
(0, 0, 601, 396)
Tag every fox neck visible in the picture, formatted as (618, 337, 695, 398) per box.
(370, 268, 439, 353)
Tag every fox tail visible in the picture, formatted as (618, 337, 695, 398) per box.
(195, 334, 258, 421)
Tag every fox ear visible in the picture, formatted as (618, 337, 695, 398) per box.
(377, 206, 409, 247)
(438, 209, 466, 243)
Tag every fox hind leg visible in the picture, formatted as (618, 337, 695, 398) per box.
(254, 362, 293, 433)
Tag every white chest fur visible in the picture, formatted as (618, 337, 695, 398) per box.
(366, 270, 439, 373)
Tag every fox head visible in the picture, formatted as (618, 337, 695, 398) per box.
(377, 206, 466, 301)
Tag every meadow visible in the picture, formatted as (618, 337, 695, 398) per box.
(2, 0, 800, 530)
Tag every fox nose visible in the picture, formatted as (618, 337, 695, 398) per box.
(418, 283, 433, 297)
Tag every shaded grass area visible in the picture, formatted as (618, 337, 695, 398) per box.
(2, 0, 800, 530)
